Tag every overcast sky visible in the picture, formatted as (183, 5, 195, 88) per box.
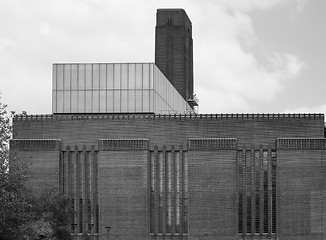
(0, 0, 325, 114)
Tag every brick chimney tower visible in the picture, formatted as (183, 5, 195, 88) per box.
(155, 9, 197, 109)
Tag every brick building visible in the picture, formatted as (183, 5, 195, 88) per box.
(11, 9, 326, 240)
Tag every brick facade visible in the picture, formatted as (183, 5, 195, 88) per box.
(11, 113, 326, 239)
(155, 9, 194, 101)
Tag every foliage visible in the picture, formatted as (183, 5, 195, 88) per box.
(0, 95, 72, 240)
(35, 188, 72, 240)
(0, 95, 11, 153)
(0, 94, 31, 240)
(19, 219, 54, 240)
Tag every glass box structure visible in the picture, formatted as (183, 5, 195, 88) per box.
(52, 63, 191, 114)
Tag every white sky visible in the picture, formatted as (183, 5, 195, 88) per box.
(0, 0, 325, 114)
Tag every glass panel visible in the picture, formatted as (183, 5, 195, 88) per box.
(78, 90, 85, 113)
(121, 90, 128, 112)
(85, 64, 92, 90)
(113, 64, 121, 89)
(107, 64, 114, 89)
(52, 90, 57, 113)
(92, 64, 100, 90)
(163, 75, 167, 102)
(78, 64, 85, 90)
(157, 72, 162, 98)
(107, 90, 113, 112)
(135, 90, 142, 112)
(143, 63, 150, 89)
(71, 64, 78, 90)
(143, 90, 150, 112)
(149, 63, 154, 89)
(99, 63, 106, 90)
(121, 64, 128, 90)
(52, 65, 57, 90)
(56, 64, 64, 90)
(135, 64, 142, 89)
(153, 66, 158, 92)
(128, 90, 136, 112)
(163, 98, 169, 113)
(128, 63, 136, 89)
(64, 64, 71, 90)
(71, 90, 78, 113)
(63, 90, 71, 113)
(85, 90, 92, 112)
(149, 90, 154, 112)
(173, 91, 176, 110)
(153, 91, 159, 113)
(168, 86, 173, 109)
(92, 90, 99, 113)
(160, 97, 167, 113)
(113, 90, 120, 112)
(159, 74, 164, 101)
(100, 90, 106, 113)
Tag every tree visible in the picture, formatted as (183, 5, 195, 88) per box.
(0, 94, 32, 240)
(0, 95, 72, 240)
(35, 188, 72, 240)
(19, 219, 54, 240)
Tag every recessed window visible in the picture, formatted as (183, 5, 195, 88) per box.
(238, 149, 277, 236)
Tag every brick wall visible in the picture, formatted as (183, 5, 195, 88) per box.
(188, 150, 237, 240)
(12, 113, 326, 239)
(98, 150, 149, 240)
(13, 114, 324, 149)
(277, 143, 326, 239)
(155, 9, 193, 100)
(11, 139, 61, 194)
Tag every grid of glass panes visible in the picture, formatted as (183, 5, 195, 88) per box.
(52, 63, 189, 114)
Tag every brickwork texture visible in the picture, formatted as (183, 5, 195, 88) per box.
(12, 113, 326, 239)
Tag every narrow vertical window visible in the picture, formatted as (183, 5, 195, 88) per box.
(238, 148, 276, 237)
(79, 198, 83, 233)
(175, 151, 180, 233)
(150, 152, 155, 233)
(95, 204, 99, 233)
(238, 150, 243, 234)
(183, 150, 189, 234)
(239, 193, 243, 233)
(159, 152, 164, 233)
(255, 150, 260, 234)
(149, 147, 188, 237)
(271, 151, 277, 234)
(88, 152, 93, 229)
(263, 150, 268, 234)
(93, 151, 99, 234)
(247, 196, 252, 234)
(246, 151, 252, 234)
(167, 151, 172, 233)
(71, 198, 75, 231)
(87, 199, 92, 230)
